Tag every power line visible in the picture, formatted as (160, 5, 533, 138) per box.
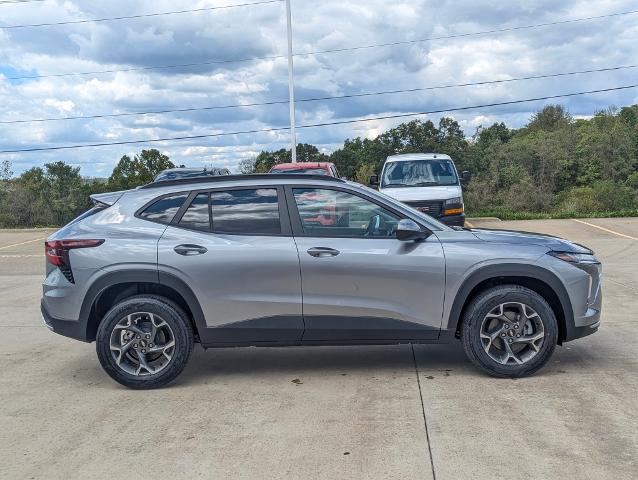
(3, 64, 638, 124)
(302, 9, 638, 57)
(0, 0, 47, 4)
(5, 8, 638, 80)
(5, 54, 283, 81)
(1, 84, 636, 154)
(0, 0, 283, 29)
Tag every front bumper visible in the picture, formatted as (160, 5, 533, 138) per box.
(564, 305, 601, 342)
(438, 213, 466, 227)
(41, 300, 90, 342)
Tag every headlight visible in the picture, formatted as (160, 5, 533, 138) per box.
(443, 197, 464, 216)
(547, 251, 599, 264)
(548, 251, 602, 305)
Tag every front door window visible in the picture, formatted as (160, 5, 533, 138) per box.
(292, 188, 401, 238)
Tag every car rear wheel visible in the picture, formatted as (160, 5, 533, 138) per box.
(461, 285, 558, 377)
(96, 295, 194, 389)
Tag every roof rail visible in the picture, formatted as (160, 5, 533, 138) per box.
(139, 173, 346, 190)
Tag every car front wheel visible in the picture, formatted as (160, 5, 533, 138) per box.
(461, 285, 558, 377)
(96, 295, 194, 389)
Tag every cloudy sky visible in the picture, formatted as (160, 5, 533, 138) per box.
(1, 0, 637, 177)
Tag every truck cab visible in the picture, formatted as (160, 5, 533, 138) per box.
(372, 153, 469, 227)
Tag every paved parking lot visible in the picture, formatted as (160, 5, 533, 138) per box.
(0, 219, 636, 479)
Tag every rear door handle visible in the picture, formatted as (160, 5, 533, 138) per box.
(174, 244, 207, 256)
(307, 247, 340, 258)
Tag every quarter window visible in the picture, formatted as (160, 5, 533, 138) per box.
(179, 193, 210, 231)
(139, 193, 188, 224)
(292, 188, 401, 238)
(211, 188, 280, 235)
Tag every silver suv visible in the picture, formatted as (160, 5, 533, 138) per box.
(41, 174, 602, 389)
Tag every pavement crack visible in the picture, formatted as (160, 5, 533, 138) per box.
(605, 277, 638, 293)
(411, 343, 437, 480)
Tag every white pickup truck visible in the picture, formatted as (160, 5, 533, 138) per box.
(370, 153, 470, 227)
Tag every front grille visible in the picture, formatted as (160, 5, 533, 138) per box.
(404, 200, 443, 217)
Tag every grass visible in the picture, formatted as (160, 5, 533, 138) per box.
(467, 209, 638, 221)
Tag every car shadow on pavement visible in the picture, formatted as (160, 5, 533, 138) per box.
(176, 342, 474, 385)
(59, 340, 590, 389)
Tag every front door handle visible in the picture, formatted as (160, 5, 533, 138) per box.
(307, 247, 340, 258)
(174, 244, 207, 256)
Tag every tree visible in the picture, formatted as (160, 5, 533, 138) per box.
(253, 143, 328, 173)
(108, 149, 174, 190)
(0, 160, 12, 181)
(238, 157, 256, 174)
(526, 105, 572, 132)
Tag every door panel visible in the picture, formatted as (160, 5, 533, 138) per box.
(295, 236, 445, 340)
(158, 227, 303, 343)
(287, 186, 446, 341)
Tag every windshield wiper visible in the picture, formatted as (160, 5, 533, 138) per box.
(412, 181, 439, 186)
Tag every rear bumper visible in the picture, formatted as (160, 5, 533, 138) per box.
(41, 300, 90, 342)
(438, 213, 465, 227)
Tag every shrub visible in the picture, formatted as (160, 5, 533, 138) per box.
(557, 181, 636, 214)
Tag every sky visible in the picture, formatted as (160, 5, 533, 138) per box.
(0, 0, 637, 177)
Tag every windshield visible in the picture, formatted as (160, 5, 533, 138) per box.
(381, 159, 458, 188)
(354, 182, 451, 231)
(273, 168, 327, 175)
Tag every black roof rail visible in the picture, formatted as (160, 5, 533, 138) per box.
(139, 173, 346, 190)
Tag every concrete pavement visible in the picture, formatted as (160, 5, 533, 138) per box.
(0, 220, 636, 479)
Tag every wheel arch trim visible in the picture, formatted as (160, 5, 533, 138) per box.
(445, 263, 575, 340)
(79, 269, 207, 341)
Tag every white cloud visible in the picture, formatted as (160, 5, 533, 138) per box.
(0, 0, 636, 175)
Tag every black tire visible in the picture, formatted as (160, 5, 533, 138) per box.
(96, 295, 194, 389)
(460, 285, 558, 378)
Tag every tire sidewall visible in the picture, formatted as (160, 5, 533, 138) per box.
(463, 287, 558, 377)
(96, 296, 193, 389)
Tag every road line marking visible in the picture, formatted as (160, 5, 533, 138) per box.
(0, 254, 42, 258)
(572, 219, 637, 241)
(464, 220, 475, 228)
(0, 236, 47, 251)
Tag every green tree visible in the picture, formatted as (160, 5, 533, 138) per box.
(0, 160, 12, 181)
(252, 143, 328, 173)
(108, 149, 174, 190)
(575, 109, 637, 185)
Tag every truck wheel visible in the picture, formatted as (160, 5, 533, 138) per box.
(461, 285, 558, 378)
(96, 295, 194, 389)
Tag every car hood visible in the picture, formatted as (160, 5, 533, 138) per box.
(471, 228, 592, 253)
(378, 185, 462, 201)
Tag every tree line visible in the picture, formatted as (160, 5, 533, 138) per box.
(0, 103, 636, 227)
(0, 150, 175, 227)
(244, 104, 638, 218)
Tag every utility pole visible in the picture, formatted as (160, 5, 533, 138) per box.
(285, 0, 297, 162)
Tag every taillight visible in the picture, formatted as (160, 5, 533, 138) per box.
(44, 239, 104, 283)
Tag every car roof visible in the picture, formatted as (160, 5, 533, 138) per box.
(385, 153, 452, 162)
(139, 173, 345, 190)
(270, 162, 333, 170)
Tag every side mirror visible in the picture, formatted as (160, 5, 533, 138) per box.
(460, 171, 471, 183)
(396, 219, 430, 242)
(369, 174, 379, 186)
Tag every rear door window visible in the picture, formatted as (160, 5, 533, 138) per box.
(211, 188, 280, 235)
(139, 193, 188, 224)
(178, 193, 210, 231)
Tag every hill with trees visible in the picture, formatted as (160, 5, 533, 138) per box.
(0, 104, 636, 227)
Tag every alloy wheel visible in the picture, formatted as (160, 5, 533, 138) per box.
(109, 312, 175, 376)
(479, 302, 545, 365)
